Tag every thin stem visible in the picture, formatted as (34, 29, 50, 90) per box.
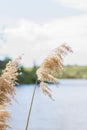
(25, 80, 37, 130)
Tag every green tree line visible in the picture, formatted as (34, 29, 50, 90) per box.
(0, 57, 87, 84)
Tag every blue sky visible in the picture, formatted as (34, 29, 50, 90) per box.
(0, 0, 87, 67)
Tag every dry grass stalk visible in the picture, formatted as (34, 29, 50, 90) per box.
(0, 57, 21, 129)
(36, 43, 73, 100)
(0, 109, 10, 130)
(0, 57, 21, 105)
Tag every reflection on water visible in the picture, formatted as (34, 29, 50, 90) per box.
(7, 79, 87, 130)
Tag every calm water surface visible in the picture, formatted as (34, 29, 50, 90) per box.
(7, 79, 87, 130)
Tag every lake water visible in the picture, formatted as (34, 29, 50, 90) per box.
(7, 79, 87, 130)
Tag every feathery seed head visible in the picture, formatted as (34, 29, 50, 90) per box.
(36, 43, 73, 100)
(0, 56, 21, 129)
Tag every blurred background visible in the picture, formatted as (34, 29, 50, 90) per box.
(0, 0, 87, 83)
(0, 0, 87, 130)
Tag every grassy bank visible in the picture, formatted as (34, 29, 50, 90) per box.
(0, 58, 87, 84)
(18, 65, 87, 84)
(62, 65, 87, 79)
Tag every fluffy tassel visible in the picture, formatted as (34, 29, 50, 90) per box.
(0, 56, 21, 129)
(36, 43, 73, 100)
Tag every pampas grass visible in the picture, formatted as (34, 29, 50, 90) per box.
(36, 43, 73, 99)
(0, 57, 21, 130)
(26, 43, 73, 130)
(0, 108, 10, 130)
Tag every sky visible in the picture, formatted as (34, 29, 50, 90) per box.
(0, 0, 87, 67)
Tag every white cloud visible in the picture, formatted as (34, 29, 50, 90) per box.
(54, 0, 87, 11)
(0, 14, 87, 67)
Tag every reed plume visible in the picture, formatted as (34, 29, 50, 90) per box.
(25, 43, 73, 129)
(0, 106, 10, 130)
(36, 43, 73, 100)
(0, 56, 21, 130)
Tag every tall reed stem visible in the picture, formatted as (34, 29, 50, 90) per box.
(25, 80, 37, 130)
